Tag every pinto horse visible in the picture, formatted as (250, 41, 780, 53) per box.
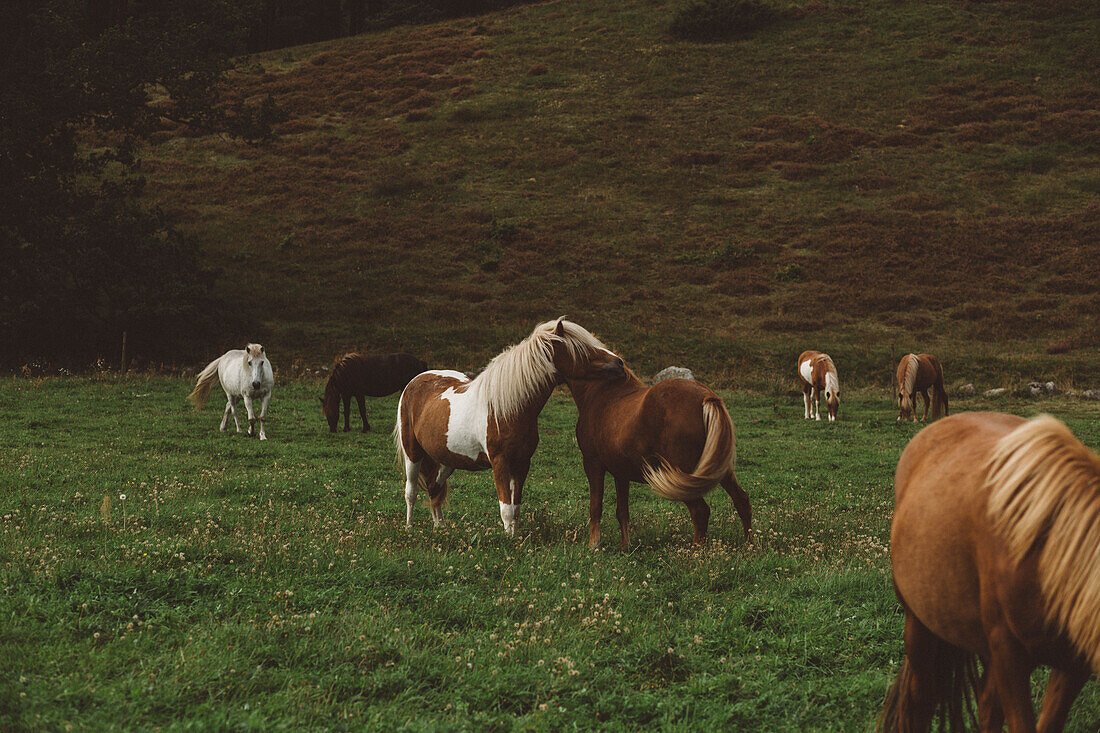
(880, 413, 1100, 732)
(797, 350, 840, 421)
(394, 318, 619, 534)
(896, 353, 948, 422)
(562, 357, 752, 549)
(188, 344, 274, 440)
(320, 352, 426, 432)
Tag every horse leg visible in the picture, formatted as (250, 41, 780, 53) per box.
(813, 387, 821, 421)
(257, 392, 271, 441)
(720, 472, 752, 541)
(220, 398, 232, 432)
(242, 394, 257, 437)
(919, 390, 930, 422)
(1036, 667, 1088, 733)
(356, 395, 369, 432)
(976, 658, 1005, 732)
(685, 498, 710, 546)
(342, 395, 351, 432)
(985, 626, 1037, 732)
(895, 612, 944, 733)
(428, 465, 454, 526)
(614, 476, 630, 550)
(402, 456, 421, 528)
(491, 456, 528, 536)
(584, 456, 606, 548)
(229, 397, 242, 432)
(802, 385, 811, 419)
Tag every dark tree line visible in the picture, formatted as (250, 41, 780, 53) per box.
(1, 1, 277, 369)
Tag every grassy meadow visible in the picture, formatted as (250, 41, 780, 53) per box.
(3, 376, 1100, 730)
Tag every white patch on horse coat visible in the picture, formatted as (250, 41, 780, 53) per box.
(441, 382, 490, 462)
(499, 501, 517, 534)
(798, 359, 813, 384)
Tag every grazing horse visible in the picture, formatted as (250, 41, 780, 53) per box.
(562, 356, 752, 549)
(320, 352, 427, 433)
(896, 353, 948, 422)
(797, 350, 840, 421)
(879, 413, 1100, 733)
(188, 344, 274, 440)
(394, 318, 619, 534)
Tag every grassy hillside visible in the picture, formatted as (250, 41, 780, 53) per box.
(141, 0, 1099, 387)
(4, 377, 1100, 729)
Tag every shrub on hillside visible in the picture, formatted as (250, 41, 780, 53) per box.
(670, 0, 781, 42)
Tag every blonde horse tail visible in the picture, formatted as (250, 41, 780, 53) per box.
(643, 397, 735, 502)
(876, 640, 978, 732)
(986, 415, 1100, 671)
(187, 356, 222, 409)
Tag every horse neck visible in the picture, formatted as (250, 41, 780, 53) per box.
(492, 378, 558, 427)
(565, 373, 644, 413)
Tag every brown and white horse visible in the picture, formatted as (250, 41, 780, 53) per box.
(880, 412, 1100, 732)
(797, 350, 840, 421)
(562, 354, 752, 549)
(896, 353, 948, 422)
(393, 319, 619, 534)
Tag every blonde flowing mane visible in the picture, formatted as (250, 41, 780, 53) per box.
(821, 355, 839, 394)
(472, 318, 609, 421)
(985, 415, 1100, 672)
(901, 354, 919, 396)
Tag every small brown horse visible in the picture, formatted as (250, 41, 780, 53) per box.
(880, 413, 1100, 732)
(562, 354, 752, 549)
(320, 352, 427, 432)
(394, 319, 620, 534)
(797, 350, 840, 421)
(896, 353, 948, 422)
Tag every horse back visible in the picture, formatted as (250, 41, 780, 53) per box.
(916, 353, 943, 387)
(348, 353, 428, 397)
(640, 379, 724, 469)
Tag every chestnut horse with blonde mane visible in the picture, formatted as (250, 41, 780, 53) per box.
(562, 352, 752, 548)
(797, 350, 840, 421)
(896, 353, 948, 422)
(880, 412, 1100, 732)
(394, 319, 621, 534)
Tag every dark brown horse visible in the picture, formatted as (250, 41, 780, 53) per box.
(896, 353, 948, 422)
(880, 412, 1100, 732)
(321, 352, 427, 432)
(394, 319, 620, 533)
(562, 355, 752, 549)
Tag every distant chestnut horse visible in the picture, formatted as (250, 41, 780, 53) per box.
(562, 355, 752, 549)
(880, 413, 1099, 732)
(394, 319, 620, 534)
(896, 353, 948, 422)
(320, 352, 427, 432)
(797, 350, 840, 421)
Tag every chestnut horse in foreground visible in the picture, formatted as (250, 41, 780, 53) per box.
(562, 356, 752, 548)
(896, 353, 948, 422)
(321, 352, 426, 432)
(394, 319, 620, 534)
(797, 350, 840, 421)
(880, 413, 1100, 732)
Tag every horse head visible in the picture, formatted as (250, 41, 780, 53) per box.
(897, 389, 915, 421)
(547, 319, 624, 384)
(320, 392, 339, 432)
(246, 344, 268, 392)
(825, 388, 840, 421)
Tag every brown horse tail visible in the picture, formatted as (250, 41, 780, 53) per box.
(187, 356, 222, 409)
(931, 380, 949, 419)
(876, 643, 978, 732)
(986, 415, 1100, 672)
(643, 397, 735, 502)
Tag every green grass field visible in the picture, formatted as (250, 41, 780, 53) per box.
(3, 376, 1100, 730)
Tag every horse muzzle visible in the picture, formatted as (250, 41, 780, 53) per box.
(252, 381, 262, 391)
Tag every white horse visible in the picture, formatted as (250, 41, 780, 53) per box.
(188, 344, 274, 440)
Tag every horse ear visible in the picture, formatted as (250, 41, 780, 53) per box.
(554, 319, 565, 337)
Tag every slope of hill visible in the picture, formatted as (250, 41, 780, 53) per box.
(142, 0, 1100, 388)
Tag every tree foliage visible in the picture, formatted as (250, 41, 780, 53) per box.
(1, 1, 279, 368)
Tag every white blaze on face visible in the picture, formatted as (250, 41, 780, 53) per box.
(499, 501, 517, 534)
(798, 359, 813, 384)
(435, 372, 489, 462)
